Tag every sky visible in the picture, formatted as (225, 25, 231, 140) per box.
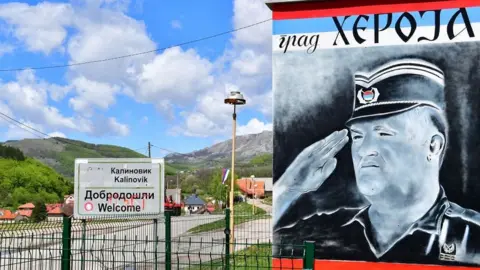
(0, 0, 273, 157)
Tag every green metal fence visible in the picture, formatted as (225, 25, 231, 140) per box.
(0, 209, 313, 269)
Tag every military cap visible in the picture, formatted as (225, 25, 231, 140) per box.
(345, 58, 446, 125)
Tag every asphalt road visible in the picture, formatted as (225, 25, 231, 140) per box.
(0, 214, 272, 269)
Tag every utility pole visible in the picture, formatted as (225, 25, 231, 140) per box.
(224, 90, 246, 254)
(148, 142, 151, 158)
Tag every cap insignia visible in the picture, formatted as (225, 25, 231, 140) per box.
(357, 87, 380, 104)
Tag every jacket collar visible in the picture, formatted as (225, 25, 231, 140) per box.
(344, 186, 450, 234)
(341, 186, 450, 258)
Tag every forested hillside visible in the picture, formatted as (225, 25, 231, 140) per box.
(0, 144, 72, 210)
(5, 138, 179, 178)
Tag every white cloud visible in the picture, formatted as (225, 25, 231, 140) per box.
(69, 76, 120, 116)
(0, 69, 129, 138)
(249, 90, 272, 119)
(167, 86, 240, 137)
(84, 116, 129, 137)
(0, 70, 80, 131)
(181, 112, 226, 138)
(237, 118, 272, 136)
(0, 2, 73, 54)
(231, 49, 269, 76)
(0, 43, 14, 57)
(131, 47, 214, 111)
(0, 100, 14, 127)
(232, 0, 271, 49)
(67, 6, 156, 84)
(48, 84, 73, 102)
(106, 117, 129, 136)
(196, 89, 232, 122)
(171, 20, 182, 29)
(100, 0, 132, 12)
(0, 0, 274, 141)
(4, 120, 44, 140)
(172, 0, 273, 137)
(48, 131, 66, 138)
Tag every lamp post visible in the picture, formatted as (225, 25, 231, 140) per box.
(224, 90, 246, 253)
(253, 180, 257, 215)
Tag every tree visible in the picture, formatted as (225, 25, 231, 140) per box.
(208, 171, 228, 203)
(249, 153, 272, 166)
(181, 175, 199, 194)
(31, 200, 48, 223)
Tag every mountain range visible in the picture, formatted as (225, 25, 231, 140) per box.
(165, 130, 273, 165)
(3, 130, 273, 178)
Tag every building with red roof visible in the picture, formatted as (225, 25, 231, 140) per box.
(236, 177, 266, 198)
(0, 209, 18, 221)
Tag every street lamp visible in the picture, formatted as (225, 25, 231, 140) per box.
(253, 180, 258, 215)
(224, 90, 246, 252)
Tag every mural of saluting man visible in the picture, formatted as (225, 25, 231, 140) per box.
(273, 58, 480, 266)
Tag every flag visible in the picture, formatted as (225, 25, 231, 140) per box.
(222, 168, 230, 184)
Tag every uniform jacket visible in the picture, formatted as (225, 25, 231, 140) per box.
(273, 187, 480, 267)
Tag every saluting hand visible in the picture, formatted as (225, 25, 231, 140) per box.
(273, 129, 349, 226)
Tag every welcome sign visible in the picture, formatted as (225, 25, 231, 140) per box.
(268, 0, 480, 269)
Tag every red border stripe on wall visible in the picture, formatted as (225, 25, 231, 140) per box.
(313, 260, 479, 269)
(271, 0, 480, 20)
(272, 258, 303, 269)
(271, 258, 480, 269)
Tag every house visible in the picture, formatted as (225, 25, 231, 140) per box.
(206, 202, 215, 213)
(236, 178, 264, 198)
(0, 209, 19, 222)
(184, 194, 206, 214)
(15, 202, 66, 220)
(18, 203, 35, 210)
(17, 203, 34, 218)
(236, 177, 272, 198)
(46, 204, 64, 220)
(263, 178, 273, 197)
(64, 194, 74, 204)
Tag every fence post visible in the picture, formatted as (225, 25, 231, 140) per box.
(165, 211, 172, 270)
(303, 241, 315, 270)
(224, 208, 231, 270)
(61, 215, 72, 270)
(154, 218, 158, 270)
(81, 219, 86, 270)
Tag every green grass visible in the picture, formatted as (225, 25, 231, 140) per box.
(0, 221, 60, 231)
(262, 196, 272, 205)
(187, 202, 267, 234)
(188, 243, 273, 269)
(0, 218, 152, 231)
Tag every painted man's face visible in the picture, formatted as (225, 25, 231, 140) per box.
(349, 110, 431, 199)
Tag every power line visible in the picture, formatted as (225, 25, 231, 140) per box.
(0, 114, 45, 139)
(0, 112, 49, 139)
(0, 111, 235, 165)
(150, 144, 225, 166)
(0, 110, 147, 153)
(0, 18, 272, 72)
(0, 110, 195, 159)
(150, 144, 189, 157)
(0, 111, 233, 173)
